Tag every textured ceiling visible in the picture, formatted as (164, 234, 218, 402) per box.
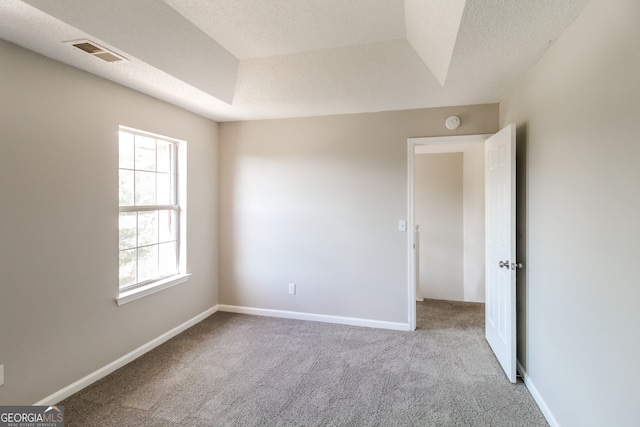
(164, 0, 406, 59)
(405, 0, 465, 86)
(0, 0, 591, 122)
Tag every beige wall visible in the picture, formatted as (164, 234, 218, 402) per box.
(0, 39, 219, 404)
(219, 105, 497, 324)
(500, 0, 640, 425)
(460, 143, 485, 302)
(415, 153, 464, 301)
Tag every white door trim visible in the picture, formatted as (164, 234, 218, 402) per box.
(407, 134, 492, 330)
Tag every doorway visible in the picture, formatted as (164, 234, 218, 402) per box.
(406, 134, 491, 330)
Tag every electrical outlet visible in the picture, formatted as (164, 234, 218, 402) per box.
(288, 283, 296, 295)
(0, 364, 4, 387)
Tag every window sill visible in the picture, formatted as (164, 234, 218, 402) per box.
(116, 273, 191, 306)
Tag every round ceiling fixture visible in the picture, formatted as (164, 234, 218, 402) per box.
(445, 116, 461, 130)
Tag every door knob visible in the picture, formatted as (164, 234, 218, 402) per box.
(498, 260, 510, 268)
(511, 262, 524, 270)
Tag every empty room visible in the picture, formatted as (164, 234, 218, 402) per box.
(0, 0, 638, 426)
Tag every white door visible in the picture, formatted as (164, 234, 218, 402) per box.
(485, 124, 517, 383)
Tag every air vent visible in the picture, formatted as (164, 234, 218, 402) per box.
(65, 39, 128, 63)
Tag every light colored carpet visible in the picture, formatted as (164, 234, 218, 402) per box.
(60, 300, 548, 426)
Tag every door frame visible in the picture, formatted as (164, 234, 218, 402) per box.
(406, 134, 492, 330)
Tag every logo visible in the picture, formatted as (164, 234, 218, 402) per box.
(0, 405, 64, 427)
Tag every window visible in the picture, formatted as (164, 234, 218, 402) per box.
(117, 126, 188, 304)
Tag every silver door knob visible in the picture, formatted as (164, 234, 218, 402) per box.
(511, 262, 524, 270)
(498, 260, 510, 268)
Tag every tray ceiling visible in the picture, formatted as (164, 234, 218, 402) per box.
(0, 0, 591, 121)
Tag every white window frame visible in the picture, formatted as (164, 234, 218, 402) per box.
(116, 126, 189, 305)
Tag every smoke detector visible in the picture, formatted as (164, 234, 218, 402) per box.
(445, 116, 461, 130)
(65, 39, 128, 63)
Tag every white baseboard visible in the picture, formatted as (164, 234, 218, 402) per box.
(35, 305, 219, 406)
(517, 360, 560, 427)
(218, 305, 410, 331)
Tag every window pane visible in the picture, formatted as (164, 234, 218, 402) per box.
(119, 131, 134, 169)
(135, 134, 156, 171)
(119, 249, 137, 288)
(138, 245, 158, 283)
(119, 170, 134, 206)
(159, 210, 176, 243)
(156, 173, 173, 205)
(119, 212, 137, 250)
(135, 171, 156, 205)
(138, 211, 158, 246)
(159, 242, 177, 276)
(157, 140, 173, 173)
(118, 128, 182, 289)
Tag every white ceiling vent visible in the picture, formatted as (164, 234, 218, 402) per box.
(65, 39, 127, 63)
